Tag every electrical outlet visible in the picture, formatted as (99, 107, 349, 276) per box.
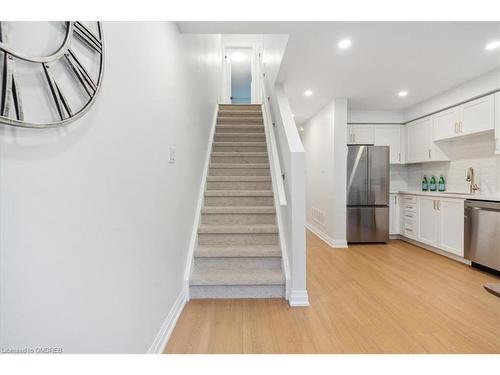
(169, 147, 176, 164)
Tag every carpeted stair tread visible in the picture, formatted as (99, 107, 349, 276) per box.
(195, 245, 281, 258)
(190, 268, 284, 286)
(201, 206, 275, 214)
(198, 224, 278, 234)
(204, 190, 273, 197)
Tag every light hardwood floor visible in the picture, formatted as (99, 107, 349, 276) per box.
(165, 231, 500, 353)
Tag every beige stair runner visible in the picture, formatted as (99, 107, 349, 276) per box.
(189, 104, 285, 299)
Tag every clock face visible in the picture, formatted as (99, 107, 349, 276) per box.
(0, 21, 104, 128)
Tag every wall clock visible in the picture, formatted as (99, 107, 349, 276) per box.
(0, 21, 104, 128)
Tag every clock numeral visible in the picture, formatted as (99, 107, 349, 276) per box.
(73, 22, 102, 54)
(1, 53, 24, 121)
(64, 49, 97, 97)
(42, 63, 72, 121)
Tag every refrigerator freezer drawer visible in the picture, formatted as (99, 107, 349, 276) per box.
(347, 206, 389, 243)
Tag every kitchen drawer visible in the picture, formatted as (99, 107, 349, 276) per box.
(402, 211, 417, 221)
(403, 220, 417, 238)
(401, 195, 417, 204)
(402, 202, 417, 212)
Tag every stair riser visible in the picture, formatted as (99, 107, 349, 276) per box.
(190, 284, 285, 299)
(214, 134, 265, 142)
(198, 233, 279, 246)
(194, 257, 281, 270)
(216, 126, 264, 134)
(201, 213, 276, 225)
(218, 112, 262, 118)
(204, 196, 274, 207)
(209, 167, 270, 176)
(213, 145, 267, 152)
(219, 105, 261, 111)
(218, 120, 264, 126)
(206, 181, 272, 190)
(211, 155, 268, 164)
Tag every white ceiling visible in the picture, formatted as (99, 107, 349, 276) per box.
(178, 22, 500, 124)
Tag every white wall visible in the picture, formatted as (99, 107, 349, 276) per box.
(302, 99, 348, 247)
(404, 68, 500, 122)
(348, 110, 404, 124)
(0, 22, 222, 353)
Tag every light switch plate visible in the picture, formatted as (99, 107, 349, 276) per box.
(169, 147, 176, 164)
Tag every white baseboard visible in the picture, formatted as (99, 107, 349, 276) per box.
(289, 289, 310, 307)
(393, 235, 471, 265)
(305, 223, 348, 249)
(147, 287, 187, 354)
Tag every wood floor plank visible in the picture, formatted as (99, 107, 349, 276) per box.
(165, 231, 500, 353)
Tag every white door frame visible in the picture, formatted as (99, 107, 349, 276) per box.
(222, 44, 261, 104)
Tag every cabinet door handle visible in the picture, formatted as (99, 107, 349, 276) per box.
(398, 152, 401, 162)
(454, 122, 458, 133)
(433, 200, 436, 210)
(460, 121, 463, 133)
(428, 149, 432, 159)
(437, 200, 440, 210)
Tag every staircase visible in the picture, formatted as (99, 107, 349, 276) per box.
(189, 104, 285, 299)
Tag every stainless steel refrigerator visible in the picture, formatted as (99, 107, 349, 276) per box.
(347, 145, 389, 243)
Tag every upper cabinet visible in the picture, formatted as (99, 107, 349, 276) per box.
(374, 125, 405, 164)
(495, 92, 500, 155)
(433, 94, 495, 142)
(347, 125, 374, 145)
(406, 116, 448, 163)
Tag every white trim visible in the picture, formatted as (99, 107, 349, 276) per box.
(147, 287, 187, 354)
(273, 179, 291, 301)
(183, 104, 219, 300)
(306, 223, 348, 249)
(289, 290, 310, 307)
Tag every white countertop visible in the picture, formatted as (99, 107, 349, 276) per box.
(391, 190, 500, 202)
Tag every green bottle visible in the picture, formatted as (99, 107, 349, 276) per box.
(438, 175, 446, 192)
(429, 175, 437, 191)
(422, 176, 428, 191)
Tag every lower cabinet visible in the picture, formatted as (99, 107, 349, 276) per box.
(400, 194, 465, 257)
(418, 197, 439, 246)
(438, 198, 465, 256)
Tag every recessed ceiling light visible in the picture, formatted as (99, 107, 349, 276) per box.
(291, 113, 295, 117)
(304, 90, 313, 97)
(338, 39, 352, 49)
(300, 127, 304, 132)
(485, 40, 500, 51)
(228, 52, 246, 62)
(398, 91, 408, 97)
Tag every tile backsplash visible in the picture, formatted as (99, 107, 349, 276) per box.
(390, 133, 500, 195)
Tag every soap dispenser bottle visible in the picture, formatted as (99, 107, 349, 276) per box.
(422, 176, 428, 191)
(438, 175, 446, 192)
(429, 175, 437, 191)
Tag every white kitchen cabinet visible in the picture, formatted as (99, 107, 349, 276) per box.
(389, 194, 400, 235)
(495, 92, 500, 155)
(418, 197, 439, 247)
(461, 95, 495, 136)
(406, 116, 448, 163)
(374, 125, 404, 164)
(438, 198, 464, 256)
(400, 194, 465, 257)
(433, 107, 461, 141)
(433, 94, 495, 142)
(347, 125, 374, 145)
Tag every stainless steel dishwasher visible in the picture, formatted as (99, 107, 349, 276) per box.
(464, 199, 500, 273)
